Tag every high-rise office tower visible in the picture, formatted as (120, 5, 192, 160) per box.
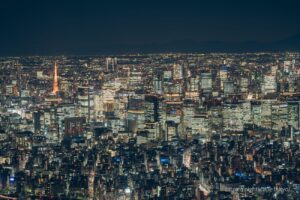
(262, 74, 276, 95)
(223, 80, 234, 95)
(153, 76, 163, 95)
(77, 86, 94, 123)
(106, 57, 117, 73)
(219, 65, 228, 90)
(200, 73, 212, 94)
(173, 64, 183, 80)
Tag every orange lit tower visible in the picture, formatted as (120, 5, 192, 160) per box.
(52, 61, 59, 94)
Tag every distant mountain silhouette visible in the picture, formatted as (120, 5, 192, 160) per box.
(5, 34, 300, 56)
(272, 33, 300, 50)
(100, 33, 300, 54)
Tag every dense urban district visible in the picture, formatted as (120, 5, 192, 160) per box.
(0, 53, 300, 199)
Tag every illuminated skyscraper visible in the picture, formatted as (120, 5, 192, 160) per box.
(52, 62, 59, 94)
(223, 80, 234, 95)
(153, 76, 163, 95)
(173, 64, 183, 80)
(262, 74, 276, 95)
(219, 65, 228, 90)
(106, 57, 117, 73)
(200, 73, 212, 94)
(77, 86, 94, 123)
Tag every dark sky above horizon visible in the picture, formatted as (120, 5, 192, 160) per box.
(0, 0, 300, 55)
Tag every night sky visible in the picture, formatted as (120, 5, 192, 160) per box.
(1, 0, 300, 56)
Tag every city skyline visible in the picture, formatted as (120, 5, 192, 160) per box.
(0, 53, 299, 199)
(0, 0, 300, 199)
